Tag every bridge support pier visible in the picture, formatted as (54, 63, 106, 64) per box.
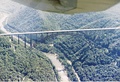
(18, 35, 20, 44)
(36, 34, 38, 44)
(30, 34, 32, 48)
(40, 33, 45, 43)
(24, 35, 26, 48)
(10, 35, 13, 41)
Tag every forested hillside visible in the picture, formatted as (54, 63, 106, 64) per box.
(54, 30, 120, 81)
(4, 7, 71, 32)
(0, 34, 57, 81)
(2, 1, 120, 81)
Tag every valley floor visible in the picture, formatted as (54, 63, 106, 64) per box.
(44, 53, 70, 82)
(0, 13, 70, 82)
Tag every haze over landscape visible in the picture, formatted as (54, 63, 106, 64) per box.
(0, 0, 120, 81)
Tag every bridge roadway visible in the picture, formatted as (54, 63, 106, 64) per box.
(0, 27, 120, 36)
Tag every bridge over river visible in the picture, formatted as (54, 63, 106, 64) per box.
(0, 27, 120, 48)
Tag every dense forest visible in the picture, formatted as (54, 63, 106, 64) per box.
(34, 29, 120, 81)
(0, 33, 58, 81)
(54, 30, 120, 81)
(2, 2, 120, 81)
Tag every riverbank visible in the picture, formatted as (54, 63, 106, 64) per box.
(44, 53, 70, 82)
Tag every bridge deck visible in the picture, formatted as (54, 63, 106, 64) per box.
(0, 27, 120, 36)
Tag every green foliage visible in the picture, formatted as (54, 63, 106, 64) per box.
(35, 43, 53, 53)
(54, 30, 120, 81)
(0, 36, 56, 81)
